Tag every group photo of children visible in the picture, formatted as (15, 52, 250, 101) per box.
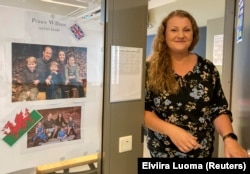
(11, 43, 87, 102)
(27, 106, 81, 148)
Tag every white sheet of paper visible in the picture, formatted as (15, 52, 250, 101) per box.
(213, 34, 224, 65)
(110, 46, 143, 102)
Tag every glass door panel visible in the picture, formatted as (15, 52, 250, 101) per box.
(0, 0, 104, 173)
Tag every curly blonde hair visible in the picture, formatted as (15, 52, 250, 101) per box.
(146, 10, 199, 94)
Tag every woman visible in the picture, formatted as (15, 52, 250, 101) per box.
(56, 50, 67, 98)
(55, 113, 67, 128)
(145, 10, 248, 158)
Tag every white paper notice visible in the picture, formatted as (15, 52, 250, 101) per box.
(110, 46, 143, 102)
(213, 34, 224, 65)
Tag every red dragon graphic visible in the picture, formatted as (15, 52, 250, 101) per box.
(1, 108, 34, 139)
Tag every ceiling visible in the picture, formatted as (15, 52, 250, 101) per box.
(0, 0, 166, 18)
(148, 0, 177, 9)
(0, 0, 224, 30)
(0, 0, 101, 17)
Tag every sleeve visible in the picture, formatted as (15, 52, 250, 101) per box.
(210, 64, 232, 122)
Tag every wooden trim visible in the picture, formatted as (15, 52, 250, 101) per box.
(36, 153, 98, 174)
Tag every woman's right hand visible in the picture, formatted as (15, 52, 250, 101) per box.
(168, 125, 201, 153)
(144, 111, 201, 153)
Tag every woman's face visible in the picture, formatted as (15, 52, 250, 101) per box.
(165, 16, 193, 54)
(58, 51, 65, 62)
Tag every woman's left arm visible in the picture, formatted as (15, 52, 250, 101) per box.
(213, 114, 248, 157)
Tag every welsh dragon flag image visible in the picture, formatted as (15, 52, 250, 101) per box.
(1, 109, 42, 146)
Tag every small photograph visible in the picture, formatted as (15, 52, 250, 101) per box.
(12, 43, 87, 102)
(26, 106, 81, 148)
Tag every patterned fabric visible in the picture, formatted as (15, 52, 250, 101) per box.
(145, 55, 232, 158)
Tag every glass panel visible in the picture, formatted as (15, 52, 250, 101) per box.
(0, 0, 104, 173)
(145, 0, 226, 157)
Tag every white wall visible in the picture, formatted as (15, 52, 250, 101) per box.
(147, 0, 225, 35)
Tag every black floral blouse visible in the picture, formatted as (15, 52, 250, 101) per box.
(145, 55, 232, 158)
